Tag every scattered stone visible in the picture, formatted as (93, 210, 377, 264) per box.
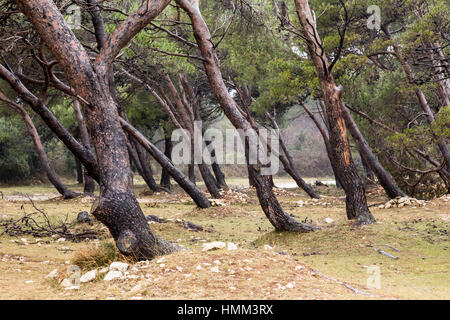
(60, 278, 74, 288)
(45, 269, 58, 279)
(210, 266, 219, 273)
(210, 199, 228, 207)
(99, 267, 108, 274)
(130, 284, 142, 294)
(80, 269, 97, 283)
(183, 221, 203, 231)
(325, 217, 334, 224)
(104, 270, 122, 281)
(109, 262, 129, 272)
(286, 282, 295, 289)
(202, 241, 226, 251)
(145, 215, 168, 223)
(379, 197, 426, 209)
(77, 211, 92, 224)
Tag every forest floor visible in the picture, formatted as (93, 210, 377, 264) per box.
(0, 177, 448, 300)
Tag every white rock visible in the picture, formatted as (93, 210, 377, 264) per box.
(109, 262, 129, 272)
(99, 267, 109, 274)
(202, 241, 226, 251)
(46, 269, 59, 279)
(156, 257, 165, 264)
(286, 282, 294, 289)
(60, 278, 74, 288)
(295, 265, 304, 270)
(325, 217, 334, 224)
(130, 284, 142, 294)
(104, 270, 122, 281)
(196, 265, 202, 270)
(25, 280, 33, 284)
(263, 245, 273, 250)
(56, 238, 66, 242)
(210, 266, 219, 273)
(227, 242, 238, 250)
(80, 269, 97, 283)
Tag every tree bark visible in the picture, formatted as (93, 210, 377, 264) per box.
(160, 137, 172, 190)
(121, 119, 211, 208)
(341, 104, 406, 198)
(12, 0, 178, 259)
(0, 93, 79, 199)
(383, 27, 450, 173)
(134, 141, 160, 192)
(300, 102, 343, 188)
(360, 151, 375, 183)
(176, 0, 319, 232)
(294, 0, 375, 224)
(265, 112, 319, 198)
(75, 157, 83, 184)
(72, 99, 95, 194)
(205, 139, 228, 189)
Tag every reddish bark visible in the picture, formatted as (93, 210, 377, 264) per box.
(176, 0, 319, 232)
(294, 0, 375, 224)
(12, 0, 177, 259)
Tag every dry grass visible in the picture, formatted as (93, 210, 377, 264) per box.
(0, 178, 449, 300)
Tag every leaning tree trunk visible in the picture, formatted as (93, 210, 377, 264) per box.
(121, 119, 211, 208)
(177, 0, 319, 232)
(266, 112, 319, 198)
(341, 104, 406, 198)
(160, 137, 172, 190)
(300, 102, 343, 188)
(205, 139, 228, 190)
(0, 96, 80, 200)
(294, 0, 374, 224)
(23, 113, 79, 199)
(13, 0, 179, 259)
(75, 157, 83, 184)
(383, 27, 450, 174)
(72, 99, 95, 194)
(360, 151, 375, 183)
(134, 141, 160, 192)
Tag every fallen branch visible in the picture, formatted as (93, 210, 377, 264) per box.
(0, 196, 99, 241)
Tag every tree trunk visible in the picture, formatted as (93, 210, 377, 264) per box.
(134, 141, 160, 192)
(360, 151, 375, 183)
(121, 119, 211, 208)
(198, 163, 222, 198)
(300, 102, 343, 188)
(205, 139, 228, 189)
(341, 104, 406, 198)
(294, 0, 375, 224)
(266, 112, 319, 198)
(383, 27, 450, 173)
(160, 137, 172, 190)
(177, 0, 319, 232)
(0, 93, 79, 199)
(72, 100, 95, 194)
(75, 157, 83, 184)
(13, 0, 178, 259)
(17, 104, 78, 199)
